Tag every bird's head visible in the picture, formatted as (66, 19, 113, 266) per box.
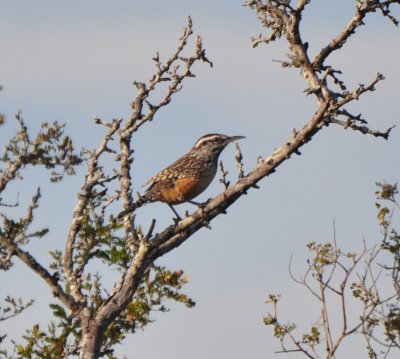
(192, 133, 245, 155)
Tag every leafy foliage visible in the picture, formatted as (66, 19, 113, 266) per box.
(13, 265, 193, 358)
(263, 182, 400, 358)
(0, 112, 82, 187)
(1, 1, 399, 357)
(0, 296, 35, 323)
(0, 112, 82, 270)
(0, 111, 195, 357)
(375, 182, 400, 350)
(0, 297, 34, 358)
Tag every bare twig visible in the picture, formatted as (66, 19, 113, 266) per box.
(235, 142, 245, 179)
(218, 160, 230, 190)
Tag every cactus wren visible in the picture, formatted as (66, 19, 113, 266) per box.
(139, 133, 245, 219)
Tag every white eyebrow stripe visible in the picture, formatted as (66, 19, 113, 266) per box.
(194, 135, 221, 148)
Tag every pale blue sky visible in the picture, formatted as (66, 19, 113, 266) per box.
(1, 1, 400, 358)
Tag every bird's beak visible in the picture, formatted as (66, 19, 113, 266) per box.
(227, 135, 245, 143)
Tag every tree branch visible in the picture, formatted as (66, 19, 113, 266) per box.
(0, 235, 77, 312)
(149, 102, 329, 258)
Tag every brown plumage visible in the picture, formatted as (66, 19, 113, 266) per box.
(140, 133, 245, 218)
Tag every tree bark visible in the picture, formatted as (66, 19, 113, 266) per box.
(79, 316, 105, 359)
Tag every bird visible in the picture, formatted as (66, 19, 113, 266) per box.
(139, 133, 245, 219)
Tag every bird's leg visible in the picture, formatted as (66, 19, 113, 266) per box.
(203, 198, 212, 206)
(168, 204, 182, 223)
(188, 200, 202, 207)
(188, 200, 206, 215)
(189, 198, 213, 210)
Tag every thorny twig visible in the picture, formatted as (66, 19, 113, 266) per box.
(2, 2, 399, 357)
(269, 241, 395, 358)
(245, 0, 396, 138)
(218, 160, 230, 190)
(235, 142, 245, 179)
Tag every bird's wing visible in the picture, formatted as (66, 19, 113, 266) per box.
(141, 154, 195, 188)
(142, 169, 170, 188)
